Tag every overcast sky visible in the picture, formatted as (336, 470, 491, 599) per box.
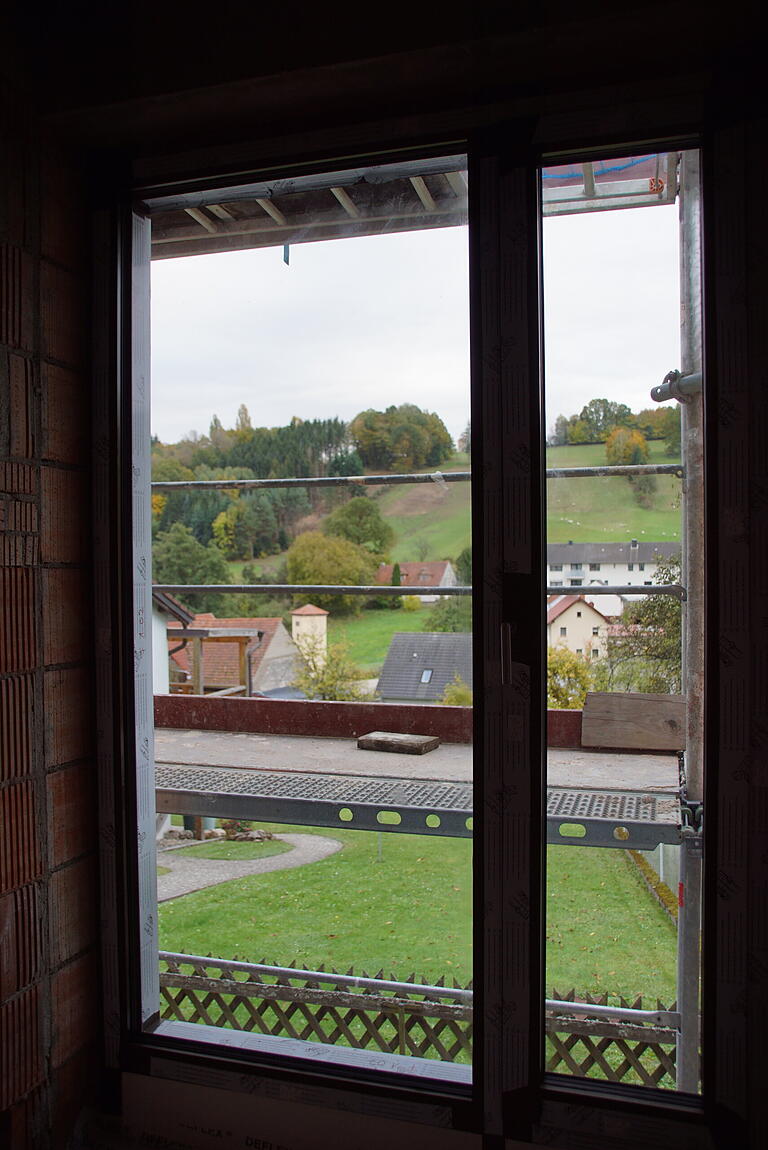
(150, 203, 680, 446)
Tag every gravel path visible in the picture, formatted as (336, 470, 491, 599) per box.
(156, 834, 343, 902)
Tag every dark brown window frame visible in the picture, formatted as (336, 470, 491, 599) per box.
(90, 117, 758, 1148)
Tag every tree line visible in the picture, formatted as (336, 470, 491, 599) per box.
(152, 402, 455, 560)
(151, 400, 457, 618)
(549, 398, 680, 455)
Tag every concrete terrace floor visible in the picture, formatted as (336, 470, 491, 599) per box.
(154, 728, 679, 792)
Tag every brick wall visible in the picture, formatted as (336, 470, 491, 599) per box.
(1, 84, 100, 1148)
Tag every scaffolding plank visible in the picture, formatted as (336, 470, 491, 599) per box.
(582, 692, 685, 751)
(155, 763, 679, 848)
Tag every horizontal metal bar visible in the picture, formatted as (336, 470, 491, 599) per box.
(551, 583, 686, 601)
(153, 583, 471, 597)
(156, 787, 473, 838)
(546, 999, 680, 1028)
(547, 817, 681, 850)
(546, 464, 683, 479)
(156, 581, 682, 600)
(158, 951, 472, 1001)
(151, 471, 470, 492)
(150, 462, 682, 492)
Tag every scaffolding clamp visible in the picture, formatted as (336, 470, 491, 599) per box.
(680, 798, 704, 847)
(651, 369, 702, 404)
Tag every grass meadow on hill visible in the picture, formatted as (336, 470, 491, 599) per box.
(546, 440, 682, 543)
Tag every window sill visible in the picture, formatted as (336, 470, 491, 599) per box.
(149, 1019, 473, 1089)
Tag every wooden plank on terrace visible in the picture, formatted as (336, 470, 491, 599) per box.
(357, 731, 440, 755)
(581, 691, 685, 751)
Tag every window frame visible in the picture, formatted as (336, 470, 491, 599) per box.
(92, 123, 750, 1148)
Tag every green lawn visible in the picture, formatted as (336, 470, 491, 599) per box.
(159, 824, 473, 983)
(173, 839, 294, 862)
(547, 846, 676, 1003)
(328, 608, 430, 671)
(158, 825, 676, 1004)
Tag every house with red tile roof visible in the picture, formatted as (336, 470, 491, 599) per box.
(375, 560, 457, 603)
(166, 613, 299, 695)
(546, 594, 610, 662)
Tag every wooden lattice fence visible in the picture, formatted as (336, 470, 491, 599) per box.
(158, 952, 473, 1063)
(158, 955, 679, 1085)
(546, 988, 678, 1089)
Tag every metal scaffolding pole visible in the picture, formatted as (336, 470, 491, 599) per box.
(676, 150, 704, 1094)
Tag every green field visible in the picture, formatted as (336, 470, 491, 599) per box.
(174, 839, 294, 862)
(372, 453, 471, 563)
(159, 824, 473, 983)
(328, 608, 430, 671)
(369, 441, 680, 564)
(547, 846, 676, 1002)
(546, 441, 682, 543)
(158, 825, 675, 1003)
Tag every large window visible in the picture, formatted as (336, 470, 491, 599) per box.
(106, 131, 728, 1148)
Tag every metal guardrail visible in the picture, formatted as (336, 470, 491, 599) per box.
(151, 462, 682, 493)
(154, 582, 470, 597)
(154, 581, 685, 600)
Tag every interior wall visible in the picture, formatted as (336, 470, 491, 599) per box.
(1, 82, 100, 1148)
(1, 8, 766, 1147)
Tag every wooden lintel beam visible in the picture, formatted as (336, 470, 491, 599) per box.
(255, 197, 288, 226)
(184, 207, 219, 234)
(330, 186, 360, 219)
(410, 175, 437, 212)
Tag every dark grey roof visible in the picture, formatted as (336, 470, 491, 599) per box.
(377, 633, 472, 702)
(151, 588, 194, 625)
(546, 541, 680, 565)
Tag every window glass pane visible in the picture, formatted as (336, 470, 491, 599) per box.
(542, 150, 703, 1094)
(147, 157, 473, 1076)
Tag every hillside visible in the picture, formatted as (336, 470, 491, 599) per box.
(369, 443, 680, 565)
(546, 441, 681, 543)
(372, 452, 471, 562)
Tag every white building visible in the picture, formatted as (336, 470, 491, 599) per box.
(546, 594, 610, 661)
(546, 540, 680, 609)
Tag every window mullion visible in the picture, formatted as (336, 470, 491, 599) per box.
(470, 145, 545, 1137)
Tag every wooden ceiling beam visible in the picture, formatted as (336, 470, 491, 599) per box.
(410, 175, 436, 211)
(330, 186, 361, 219)
(184, 207, 219, 233)
(445, 170, 467, 197)
(255, 197, 288, 226)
